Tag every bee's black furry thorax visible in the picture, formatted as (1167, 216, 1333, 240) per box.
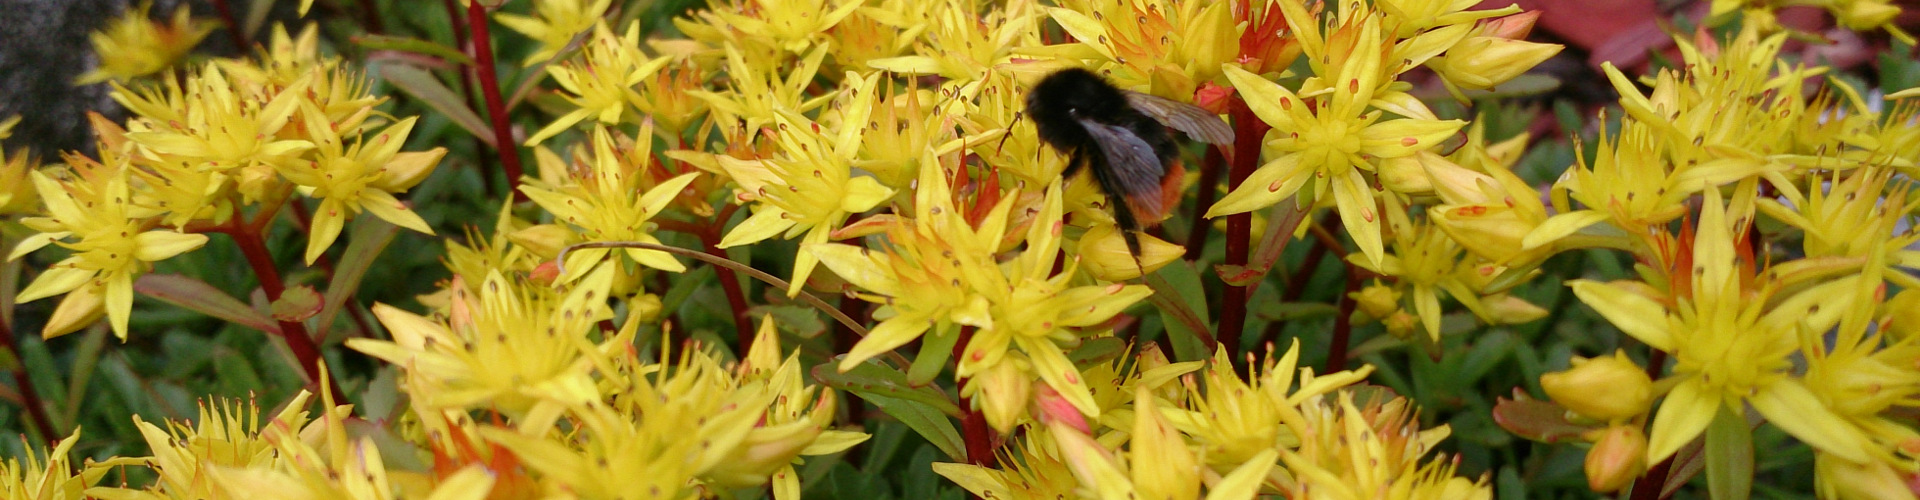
(1026, 68, 1177, 166)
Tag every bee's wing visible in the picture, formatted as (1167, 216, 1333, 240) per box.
(1077, 118, 1166, 216)
(1125, 91, 1235, 145)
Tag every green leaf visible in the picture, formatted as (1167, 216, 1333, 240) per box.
(316, 216, 398, 342)
(1217, 195, 1309, 287)
(375, 63, 496, 149)
(270, 285, 323, 323)
(1145, 261, 1214, 361)
(354, 35, 475, 66)
(1068, 337, 1126, 367)
(907, 327, 957, 387)
(811, 357, 962, 417)
(1706, 409, 1754, 500)
(135, 274, 280, 335)
(1490, 391, 1603, 444)
(857, 392, 965, 462)
(746, 304, 827, 339)
(1456, 330, 1516, 385)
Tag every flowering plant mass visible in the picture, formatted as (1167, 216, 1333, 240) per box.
(2, 0, 1918, 499)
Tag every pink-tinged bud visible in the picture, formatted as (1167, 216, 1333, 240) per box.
(1541, 350, 1652, 421)
(1584, 424, 1647, 493)
(1479, 11, 1541, 40)
(1817, 452, 1919, 500)
(1033, 383, 1089, 434)
(528, 261, 562, 285)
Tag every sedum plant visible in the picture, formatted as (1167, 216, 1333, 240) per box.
(0, 0, 1915, 499)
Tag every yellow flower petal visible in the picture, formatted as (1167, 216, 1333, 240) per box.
(1646, 377, 1719, 464)
(17, 265, 95, 303)
(132, 230, 209, 261)
(1206, 154, 1308, 217)
(360, 189, 435, 235)
(1569, 280, 1673, 351)
(1750, 379, 1872, 463)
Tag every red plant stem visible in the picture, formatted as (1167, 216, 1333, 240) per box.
(224, 211, 347, 403)
(0, 313, 58, 443)
(1325, 265, 1360, 373)
(1183, 146, 1226, 259)
(208, 0, 250, 50)
(702, 233, 754, 351)
(1219, 97, 1267, 365)
(465, 0, 525, 201)
(1629, 349, 1672, 499)
(953, 326, 996, 473)
(436, 0, 496, 196)
(689, 204, 752, 351)
(356, 0, 385, 34)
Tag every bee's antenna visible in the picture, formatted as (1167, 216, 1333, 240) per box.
(994, 112, 1023, 156)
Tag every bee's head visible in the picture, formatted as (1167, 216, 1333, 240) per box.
(1027, 67, 1129, 122)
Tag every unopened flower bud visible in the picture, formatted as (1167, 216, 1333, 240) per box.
(1484, 293, 1548, 325)
(973, 361, 1031, 433)
(1430, 203, 1530, 263)
(1542, 350, 1652, 421)
(1584, 424, 1647, 493)
(1431, 37, 1563, 90)
(1383, 311, 1420, 339)
(1077, 223, 1183, 281)
(1351, 282, 1402, 321)
(1816, 452, 1920, 500)
(1378, 156, 1433, 195)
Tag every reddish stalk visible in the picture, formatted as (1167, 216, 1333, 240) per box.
(208, 0, 250, 50)
(1325, 265, 1361, 373)
(701, 230, 754, 351)
(1183, 146, 1226, 259)
(1629, 349, 1672, 500)
(0, 313, 58, 443)
(222, 207, 347, 403)
(438, 0, 496, 197)
(953, 326, 996, 473)
(1218, 96, 1268, 363)
(356, 0, 386, 34)
(465, 0, 526, 201)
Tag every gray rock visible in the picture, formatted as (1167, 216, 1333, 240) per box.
(0, 0, 128, 160)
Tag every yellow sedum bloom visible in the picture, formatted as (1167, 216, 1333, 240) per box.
(520, 124, 699, 280)
(0, 430, 103, 500)
(1570, 190, 1875, 465)
(278, 102, 442, 264)
(1214, 54, 1464, 268)
(349, 268, 616, 426)
(718, 93, 893, 296)
(523, 21, 671, 146)
(496, 0, 613, 66)
(10, 170, 208, 340)
(75, 1, 214, 84)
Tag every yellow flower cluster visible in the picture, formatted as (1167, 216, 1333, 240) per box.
(9, 24, 447, 340)
(1522, 25, 1920, 497)
(936, 342, 1486, 500)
